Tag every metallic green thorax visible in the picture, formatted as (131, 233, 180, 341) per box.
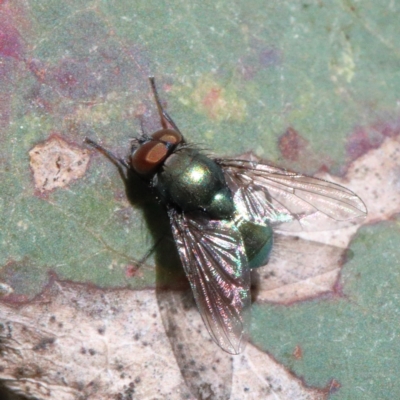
(154, 147, 273, 268)
(155, 148, 235, 220)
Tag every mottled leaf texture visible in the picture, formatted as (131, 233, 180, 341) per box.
(157, 288, 233, 400)
(255, 234, 348, 304)
(219, 159, 367, 231)
(0, 278, 327, 400)
(168, 209, 250, 354)
(0, 0, 398, 398)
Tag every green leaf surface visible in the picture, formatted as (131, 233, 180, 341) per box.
(252, 220, 400, 399)
(0, 0, 399, 399)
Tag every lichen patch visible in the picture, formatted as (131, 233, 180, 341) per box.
(29, 135, 89, 192)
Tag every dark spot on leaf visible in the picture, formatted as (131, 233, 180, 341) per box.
(97, 326, 105, 335)
(198, 383, 215, 399)
(0, 20, 23, 59)
(343, 248, 354, 264)
(73, 381, 85, 391)
(0, 258, 47, 302)
(202, 86, 222, 118)
(116, 381, 136, 400)
(292, 344, 303, 360)
(328, 379, 341, 394)
(346, 126, 384, 160)
(263, 271, 275, 279)
(259, 47, 282, 67)
(32, 337, 55, 351)
(279, 127, 309, 161)
(116, 364, 124, 372)
(6, 323, 12, 339)
(14, 365, 43, 379)
(125, 264, 139, 278)
(237, 41, 283, 80)
(346, 118, 400, 162)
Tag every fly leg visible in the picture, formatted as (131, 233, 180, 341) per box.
(134, 234, 167, 270)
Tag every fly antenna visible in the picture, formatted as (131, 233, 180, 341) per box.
(149, 76, 168, 129)
(84, 137, 130, 180)
(148, 76, 182, 135)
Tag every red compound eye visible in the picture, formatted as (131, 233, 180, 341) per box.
(131, 129, 182, 176)
(152, 129, 182, 145)
(131, 141, 169, 176)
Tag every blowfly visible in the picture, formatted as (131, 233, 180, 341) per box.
(85, 77, 367, 354)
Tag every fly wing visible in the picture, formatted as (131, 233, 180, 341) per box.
(168, 208, 251, 355)
(217, 159, 367, 232)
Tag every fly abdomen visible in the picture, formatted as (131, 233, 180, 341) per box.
(235, 215, 274, 269)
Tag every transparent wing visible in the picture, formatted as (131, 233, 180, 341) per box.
(168, 209, 251, 355)
(217, 159, 367, 232)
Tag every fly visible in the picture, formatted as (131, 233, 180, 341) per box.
(84, 77, 367, 354)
